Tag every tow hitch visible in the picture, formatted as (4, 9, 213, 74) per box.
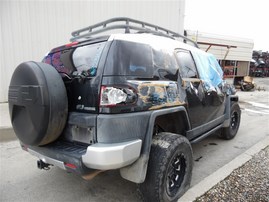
(37, 160, 52, 170)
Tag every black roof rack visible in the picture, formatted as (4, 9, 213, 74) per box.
(70, 17, 198, 48)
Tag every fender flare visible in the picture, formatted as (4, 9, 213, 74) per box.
(120, 106, 191, 183)
(223, 95, 239, 127)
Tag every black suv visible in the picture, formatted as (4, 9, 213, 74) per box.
(8, 18, 241, 201)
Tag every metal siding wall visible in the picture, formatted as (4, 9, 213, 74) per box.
(0, 0, 185, 102)
(0, 16, 4, 101)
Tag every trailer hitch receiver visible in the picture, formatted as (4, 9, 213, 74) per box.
(37, 160, 51, 170)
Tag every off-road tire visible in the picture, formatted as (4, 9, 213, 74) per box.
(220, 102, 241, 140)
(139, 132, 193, 202)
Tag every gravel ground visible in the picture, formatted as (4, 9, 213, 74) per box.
(195, 146, 269, 202)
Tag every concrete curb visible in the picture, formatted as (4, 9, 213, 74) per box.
(179, 135, 269, 202)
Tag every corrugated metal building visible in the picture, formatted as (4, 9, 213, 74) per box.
(185, 30, 254, 77)
(0, 0, 186, 102)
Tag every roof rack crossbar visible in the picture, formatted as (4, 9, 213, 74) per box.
(70, 17, 198, 47)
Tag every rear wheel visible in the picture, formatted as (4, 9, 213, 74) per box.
(139, 132, 193, 202)
(220, 102, 241, 140)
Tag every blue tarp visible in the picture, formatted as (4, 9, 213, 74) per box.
(192, 50, 223, 90)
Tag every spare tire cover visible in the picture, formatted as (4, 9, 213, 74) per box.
(8, 62, 68, 146)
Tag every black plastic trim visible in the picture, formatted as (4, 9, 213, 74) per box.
(186, 115, 225, 140)
(190, 124, 223, 143)
(27, 141, 93, 175)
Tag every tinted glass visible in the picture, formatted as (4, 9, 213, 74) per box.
(104, 40, 179, 81)
(72, 42, 106, 76)
(104, 40, 153, 76)
(176, 51, 197, 78)
(42, 49, 75, 75)
(152, 48, 179, 81)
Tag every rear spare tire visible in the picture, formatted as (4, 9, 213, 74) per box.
(8, 61, 68, 146)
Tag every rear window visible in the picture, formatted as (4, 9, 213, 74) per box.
(42, 42, 106, 77)
(104, 40, 153, 77)
(73, 42, 106, 76)
(42, 49, 75, 75)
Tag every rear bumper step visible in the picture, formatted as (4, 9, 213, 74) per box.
(29, 149, 66, 170)
(25, 139, 142, 173)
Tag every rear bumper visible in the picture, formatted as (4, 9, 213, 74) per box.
(23, 111, 148, 176)
(28, 148, 66, 170)
(25, 139, 142, 173)
(82, 139, 142, 170)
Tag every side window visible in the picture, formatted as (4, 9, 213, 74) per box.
(152, 48, 179, 81)
(175, 51, 198, 78)
(104, 40, 153, 77)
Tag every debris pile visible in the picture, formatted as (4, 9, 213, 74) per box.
(249, 51, 269, 77)
(233, 76, 255, 91)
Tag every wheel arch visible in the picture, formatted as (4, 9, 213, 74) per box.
(223, 95, 239, 127)
(154, 111, 190, 137)
(120, 106, 191, 183)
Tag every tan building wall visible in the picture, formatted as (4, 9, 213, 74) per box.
(185, 30, 254, 61)
(185, 30, 254, 77)
(237, 61, 250, 76)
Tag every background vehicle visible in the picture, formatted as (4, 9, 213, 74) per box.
(8, 18, 241, 201)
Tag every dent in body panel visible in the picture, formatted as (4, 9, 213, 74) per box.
(184, 78, 226, 128)
(183, 78, 226, 105)
(128, 80, 185, 110)
(183, 79, 204, 102)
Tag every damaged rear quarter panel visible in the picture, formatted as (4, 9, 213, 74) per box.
(128, 80, 185, 110)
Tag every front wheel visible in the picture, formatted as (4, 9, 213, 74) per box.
(139, 132, 193, 202)
(220, 102, 241, 140)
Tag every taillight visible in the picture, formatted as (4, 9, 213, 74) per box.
(64, 163, 77, 169)
(100, 86, 137, 107)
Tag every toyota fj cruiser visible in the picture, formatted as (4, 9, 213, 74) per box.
(8, 18, 241, 202)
